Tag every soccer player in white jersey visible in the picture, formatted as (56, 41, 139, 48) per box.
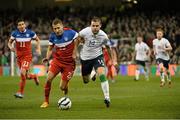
(74, 17, 112, 107)
(153, 28, 172, 87)
(134, 33, 151, 81)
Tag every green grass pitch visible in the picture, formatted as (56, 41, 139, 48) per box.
(0, 75, 180, 119)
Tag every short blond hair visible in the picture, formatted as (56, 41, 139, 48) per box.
(52, 18, 63, 26)
(91, 16, 101, 24)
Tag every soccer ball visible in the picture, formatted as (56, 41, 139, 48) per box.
(58, 97, 72, 110)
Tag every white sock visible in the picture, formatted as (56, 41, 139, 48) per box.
(166, 71, 171, 81)
(101, 80, 110, 100)
(135, 69, 140, 80)
(90, 69, 96, 79)
(160, 72, 165, 82)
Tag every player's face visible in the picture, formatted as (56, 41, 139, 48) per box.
(52, 23, 63, 36)
(17, 21, 26, 32)
(137, 36, 143, 43)
(156, 31, 163, 40)
(91, 21, 101, 34)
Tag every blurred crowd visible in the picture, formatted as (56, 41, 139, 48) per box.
(0, 7, 180, 66)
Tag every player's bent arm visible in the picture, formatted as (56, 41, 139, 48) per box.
(164, 44, 172, 51)
(42, 45, 54, 64)
(34, 36, 41, 55)
(147, 49, 151, 57)
(8, 39, 15, 52)
(77, 35, 85, 44)
(105, 45, 114, 62)
(72, 36, 84, 59)
(72, 37, 80, 59)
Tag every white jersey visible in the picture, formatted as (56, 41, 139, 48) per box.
(135, 42, 150, 61)
(153, 38, 171, 60)
(79, 27, 109, 60)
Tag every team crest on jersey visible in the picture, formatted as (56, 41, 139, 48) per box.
(26, 34, 30, 37)
(64, 37, 68, 41)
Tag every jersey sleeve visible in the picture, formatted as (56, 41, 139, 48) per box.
(103, 33, 110, 45)
(79, 28, 86, 38)
(30, 30, 37, 39)
(73, 32, 78, 40)
(10, 31, 16, 40)
(70, 30, 78, 40)
(135, 44, 138, 51)
(49, 33, 54, 45)
(165, 39, 171, 47)
(145, 43, 150, 51)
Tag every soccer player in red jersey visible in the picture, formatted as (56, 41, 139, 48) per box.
(40, 18, 78, 108)
(8, 18, 41, 98)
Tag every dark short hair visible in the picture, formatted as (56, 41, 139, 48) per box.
(16, 18, 24, 25)
(52, 18, 63, 26)
(156, 25, 164, 33)
(91, 16, 101, 23)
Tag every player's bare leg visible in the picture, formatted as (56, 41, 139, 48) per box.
(135, 65, 140, 81)
(14, 68, 27, 98)
(166, 69, 171, 88)
(27, 73, 39, 86)
(144, 67, 149, 81)
(107, 65, 113, 82)
(60, 80, 69, 95)
(159, 63, 165, 87)
(108, 65, 116, 83)
(40, 71, 56, 108)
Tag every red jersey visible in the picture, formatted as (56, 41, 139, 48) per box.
(10, 29, 37, 58)
(49, 28, 78, 65)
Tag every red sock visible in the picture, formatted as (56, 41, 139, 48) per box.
(107, 68, 113, 80)
(18, 74, 26, 94)
(44, 81, 51, 103)
(109, 70, 113, 80)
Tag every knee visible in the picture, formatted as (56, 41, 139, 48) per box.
(46, 76, 53, 84)
(21, 69, 26, 76)
(160, 67, 164, 72)
(97, 67, 105, 75)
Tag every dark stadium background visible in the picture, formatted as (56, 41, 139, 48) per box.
(0, 1, 180, 119)
(0, 0, 179, 10)
(0, 0, 180, 69)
